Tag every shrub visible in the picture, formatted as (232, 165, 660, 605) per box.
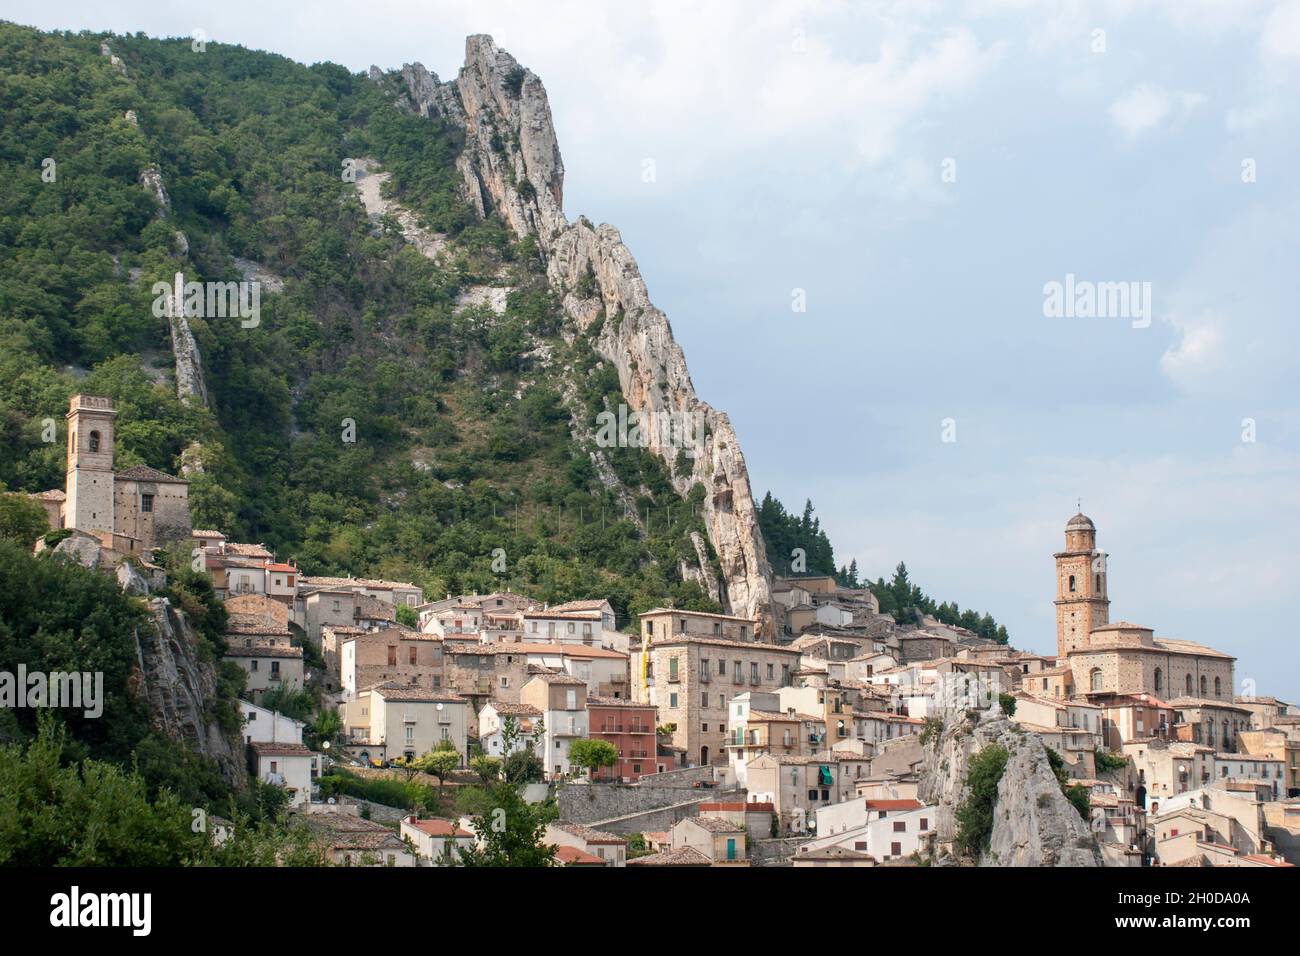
(954, 744, 1009, 858)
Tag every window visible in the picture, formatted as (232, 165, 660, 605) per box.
(891, 842, 902, 857)
(1200, 675, 1208, 695)
(668, 657, 679, 681)
(719, 660, 726, 675)
(1214, 676, 1222, 697)
(767, 663, 775, 679)
(1095, 573, 1102, 592)
(409, 647, 417, 665)
(920, 818, 929, 830)
(669, 693, 678, 708)
(89, 431, 100, 452)
(1090, 668, 1103, 692)
(140, 493, 154, 513)
(1068, 574, 1076, 592)
(893, 821, 906, 832)
(701, 693, 708, 708)
(750, 662, 759, 682)
(1154, 668, 1163, 693)
(388, 646, 397, 666)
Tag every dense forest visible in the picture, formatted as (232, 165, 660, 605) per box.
(0, 23, 722, 630)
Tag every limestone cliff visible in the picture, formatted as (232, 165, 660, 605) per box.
(374, 37, 774, 632)
(134, 597, 247, 787)
(920, 708, 1103, 867)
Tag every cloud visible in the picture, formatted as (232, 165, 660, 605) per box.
(1107, 83, 1205, 138)
(1260, 0, 1300, 61)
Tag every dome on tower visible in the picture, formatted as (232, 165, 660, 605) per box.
(1066, 512, 1095, 531)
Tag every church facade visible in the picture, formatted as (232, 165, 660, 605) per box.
(36, 394, 191, 552)
(1054, 512, 1235, 702)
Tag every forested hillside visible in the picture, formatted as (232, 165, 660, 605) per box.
(0, 23, 721, 624)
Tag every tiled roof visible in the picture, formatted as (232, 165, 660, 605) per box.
(484, 701, 543, 717)
(227, 645, 302, 659)
(862, 799, 924, 811)
(372, 682, 466, 704)
(249, 741, 313, 757)
(406, 818, 472, 838)
(552, 821, 626, 844)
(115, 464, 186, 483)
(625, 846, 712, 867)
(554, 845, 606, 866)
(684, 816, 743, 833)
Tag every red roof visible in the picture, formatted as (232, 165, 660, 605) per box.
(863, 800, 924, 811)
(406, 818, 472, 838)
(554, 845, 605, 866)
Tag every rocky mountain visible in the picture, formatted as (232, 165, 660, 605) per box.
(371, 37, 775, 631)
(920, 706, 1103, 867)
(0, 24, 774, 631)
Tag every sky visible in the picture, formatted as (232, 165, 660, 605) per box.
(6, 1, 1299, 699)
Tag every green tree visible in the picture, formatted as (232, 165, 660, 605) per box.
(567, 738, 617, 780)
(395, 603, 418, 627)
(470, 753, 501, 783)
(0, 493, 48, 549)
(413, 743, 461, 796)
(0, 717, 200, 866)
(457, 782, 558, 867)
(954, 744, 1009, 859)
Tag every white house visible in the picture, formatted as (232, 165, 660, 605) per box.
(478, 701, 544, 757)
(400, 816, 476, 865)
(238, 700, 305, 746)
(249, 741, 314, 806)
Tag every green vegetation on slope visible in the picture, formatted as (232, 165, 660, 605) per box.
(0, 24, 719, 628)
(757, 493, 1010, 643)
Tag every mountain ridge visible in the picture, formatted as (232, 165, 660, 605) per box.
(372, 36, 775, 632)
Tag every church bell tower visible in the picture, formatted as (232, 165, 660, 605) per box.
(64, 394, 117, 537)
(1054, 511, 1109, 657)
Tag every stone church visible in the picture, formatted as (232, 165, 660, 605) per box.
(34, 394, 191, 552)
(1054, 511, 1235, 701)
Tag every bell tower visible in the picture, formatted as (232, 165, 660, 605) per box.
(1054, 511, 1109, 658)
(64, 394, 117, 537)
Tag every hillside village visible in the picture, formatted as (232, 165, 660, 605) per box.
(28, 394, 1300, 868)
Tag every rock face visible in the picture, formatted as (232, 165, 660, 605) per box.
(375, 37, 775, 632)
(134, 597, 247, 787)
(920, 708, 1103, 867)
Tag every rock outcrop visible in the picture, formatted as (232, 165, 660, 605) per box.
(134, 598, 247, 787)
(374, 37, 775, 632)
(920, 708, 1103, 867)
